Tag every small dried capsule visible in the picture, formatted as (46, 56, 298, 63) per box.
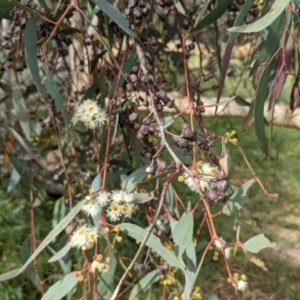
(156, 89, 166, 98)
(176, 137, 188, 148)
(133, 7, 142, 18)
(139, 0, 147, 7)
(208, 189, 219, 201)
(189, 43, 195, 50)
(182, 128, 196, 140)
(137, 131, 145, 140)
(146, 164, 156, 174)
(216, 170, 227, 181)
(140, 74, 150, 83)
(129, 73, 138, 83)
(182, 123, 191, 130)
(156, 103, 164, 111)
(148, 126, 156, 135)
(144, 152, 152, 159)
(157, 159, 167, 172)
(184, 142, 193, 152)
(134, 19, 142, 27)
(131, 65, 140, 74)
(197, 138, 206, 147)
(124, 8, 131, 15)
(245, 14, 254, 24)
(129, 112, 139, 122)
(128, 0, 137, 8)
(183, 19, 190, 30)
(133, 123, 141, 130)
(140, 124, 149, 135)
(212, 180, 229, 193)
(142, 6, 150, 17)
(207, 140, 215, 147)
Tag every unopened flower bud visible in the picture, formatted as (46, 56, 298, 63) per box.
(207, 189, 219, 201)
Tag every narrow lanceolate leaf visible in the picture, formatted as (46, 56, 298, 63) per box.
(41, 273, 78, 300)
(5, 126, 42, 166)
(243, 234, 276, 254)
(193, 0, 210, 29)
(92, 0, 138, 40)
(254, 59, 277, 154)
(154, 116, 176, 129)
(0, 268, 22, 281)
(228, 0, 290, 33)
(120, 223, 185, 270)
(48, 243, 72, 263)
(44, 67, 71, 126)
(215, 0, 254, 113)
(269, 40, 293, 110)
(125, 166, 146, 193)
(25, 18, 47, 102)
(223, 179, 255, 214)
(173, 212, 194, 260)
(12, 87, 30, 140)
(190, 0, 232, 33)
(17, 201, 84, 275)
(129, 270, 159, 300)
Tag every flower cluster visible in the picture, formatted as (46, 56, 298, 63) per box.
(213, 237, 231, 259)
(179, 161, 219, 195)
(81, 190, 136, 222)
(70, 224, 98, 249)
(76, 99, 108, 129)
(90, 260, 110, 273)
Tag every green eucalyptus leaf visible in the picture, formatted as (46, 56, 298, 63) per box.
(25, 18, 47, 102)
(154, 116, 176, 129)
(243, 234, 276, 253)
(228, 0, 290, 33)
(0, 268, 22, 281)
(125, 166, 146, 193)
(48, 243, 72, 263)
(41, 273, 78, 300)
(12, 87, 30, 140)
(173, 212, 194, 261)
(97, 247, 117, 298)
(254, 58, 277, 154)
(129, 270, 159, 300)
(92, 0, 138, 40)
(44, 67, 71, 126)
(17, 201, 84, 275)
(223, 179, 255, 214)
(120, 223, 185, 270)
(191, 0, 232, 33)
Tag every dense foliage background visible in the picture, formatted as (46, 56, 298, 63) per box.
(1, 0, 300, 299)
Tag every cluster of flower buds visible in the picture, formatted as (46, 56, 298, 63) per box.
(173, 123, 196, 152)
(141, 144, 155, 159)
(153, 89, 175, 111)
(128, 113, 157, 140)
(125, 0, 150, 28)
(227, 0, 263, 27)
(176, 42, 196, 59)
(108, 19, 123, 39)
(207, 170, 229, 203)
(145, 157, 168, 174)
(197, 132, 218, 150)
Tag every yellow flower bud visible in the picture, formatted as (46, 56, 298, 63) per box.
(116, 236, 123, 243)
(78, 275, 85, 282)
(241, 274, 247, 281)
(106, 256, 111, 263)
(103, 227, 110, 234)
(178, 175, 184, 182)
(233, 272, 239, 279)
(96, 254, 103, 261)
